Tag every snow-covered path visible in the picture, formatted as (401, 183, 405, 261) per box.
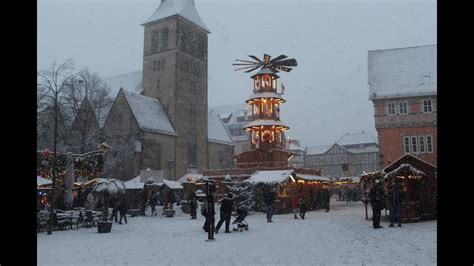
(37, 201, 436, 265)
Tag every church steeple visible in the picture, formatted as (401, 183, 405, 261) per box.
(142, 0, 210, 33)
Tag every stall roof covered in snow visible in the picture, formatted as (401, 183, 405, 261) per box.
(124, 175, 145, 189)
(142, 0, 210, 33)
(305, 145, 332, 155)
(163, 179, 184, 189)
(208, 113, 234, 145)
(368, 44, 437, 100)
(288, 142, 304, 151)
(296, 174, 331, 182)
(247, 169, 295, 184)
(37, 176, 52, 186)
(337, 132, 378, 146)
(121, 89, 177, 136)
(177, 173, 203, 184)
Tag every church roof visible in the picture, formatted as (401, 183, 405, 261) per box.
(336, 132, 378, 146)
(142, 0, 210, 33)
(121, 89, 177, 136)
(368, 44, 437, 100)
(305, 145, 332, 155)
(208, 113, 234, 146)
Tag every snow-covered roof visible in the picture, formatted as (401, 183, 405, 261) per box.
(208, 113, 234, 145)
(124, 175, 145, 189)
(344, 146, 379, 154)
(288, 142, 304, 151)
(244, 119, 288, 128)
(177, 173, 203, 184)
(296, 174, 331, 182)
(247, 169, 295, 184)
(96, 101, 114, 128)
(339, 176, 361, 183)
(384, 163, 425, 179)
(305, 145, 332, 155)
(231, 135, 249, 142)
(142, 0, 210, 33)
(337, 132, 378, 146)
(104, 70, 143, 98)
(163, 179, 184, 189)
(121, 89, 177, 136)
(218, 112, 232, 120)
(246, 92, 285, 102)
(37, 176, 52, 186)
(368, 44, 437, 100)
(209, 103, 249, 125)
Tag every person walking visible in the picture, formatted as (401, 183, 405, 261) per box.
(299, 197, 307, 219)
(321, 186, 330, 212)
(215, 193, 234, 233)
(369, 179, 386, 229)
(263, 187, 276, 222)
(388, 179, 405, 227)
(118, 197, 129, 224)
(189, 193, 198, 219)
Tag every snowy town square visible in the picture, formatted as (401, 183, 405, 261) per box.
(37, 200, 436, 265)
(37, 0, 437, 265)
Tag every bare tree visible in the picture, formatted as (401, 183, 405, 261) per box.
(37, 58, 77, 235)
(62, 68, 113, 154)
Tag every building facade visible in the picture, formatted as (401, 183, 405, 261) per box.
(368, 45, 437, 167)
(304, 132, 379, 178)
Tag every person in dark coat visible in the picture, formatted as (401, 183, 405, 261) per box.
(189, 193, 198, 219)
(369, 179, 386, 229)
(215, 193, 234, 233)
(263, 188, 276, 222)
(299, 197, 307, 219)
(201, 197, 215, 233)
(388, 180, 405, 227)
(118, 197, 129, 224)
(321, 186, 330, 212)
(167, 190, 176, 209)
(315, 189, 322, 210)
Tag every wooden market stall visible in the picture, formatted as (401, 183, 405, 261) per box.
(246, 169, 332, 214)
(382, 154, 437, 222)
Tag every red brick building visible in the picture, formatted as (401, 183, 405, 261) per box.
(368, 45, 437, 167)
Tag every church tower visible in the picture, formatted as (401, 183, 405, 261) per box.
(141, 0, 210, 179)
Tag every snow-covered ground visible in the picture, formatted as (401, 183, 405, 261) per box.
(37, 201, 436, 265)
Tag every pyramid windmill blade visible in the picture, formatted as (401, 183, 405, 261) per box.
(235, 59, 260, 64)
(273, 65, 293, 72)
(269, 55, 288, 63)
(234, 65, 260, 72)
(232, 63, 258, 66)
(248, 55, 262, 63)
(244, 66, 261, 73)
(273, 58, 298, 67)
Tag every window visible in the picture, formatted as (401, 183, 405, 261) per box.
(411, 136, 418, 153)
(423, 99, 433, 113)
(398, 101, 408, 114)
(418, 136, 425, 153)
(160, 27, 169, 49)
(187, 135, 197, 165)
(342, 164, 348, 171)
(426, 135, 433, 153)
(153, 61, 157, 71)
(387, 102, 396, 115)
(403, 137, 410, 154)
(151, 29, 160, 53)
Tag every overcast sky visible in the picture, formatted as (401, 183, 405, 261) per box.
(38, 0, 436, 148)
